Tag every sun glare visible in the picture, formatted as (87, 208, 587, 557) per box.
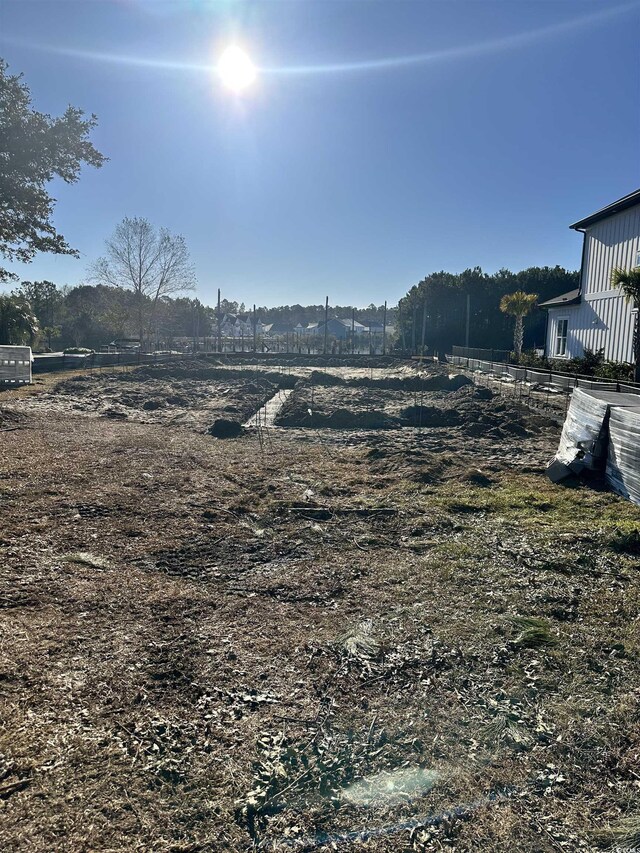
(217, 45, 256, 93)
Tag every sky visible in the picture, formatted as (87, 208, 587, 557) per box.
(1, 0, 639, 309)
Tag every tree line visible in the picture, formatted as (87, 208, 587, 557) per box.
(0, 280, 399, 351)
(397, 265, 580, 355)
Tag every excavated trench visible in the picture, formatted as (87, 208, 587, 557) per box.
(243, 389, 294, 429)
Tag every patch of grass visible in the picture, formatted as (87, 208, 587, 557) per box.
(608, 527, 640, 554)
(597, 812, 640, 848)
(508, 616, 557, 648)
(434, 541, 476, 559)
(63, 551, 111, 570)
(426, 474, 640, 536)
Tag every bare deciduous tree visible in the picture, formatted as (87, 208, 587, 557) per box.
(92, 217, 196, 345)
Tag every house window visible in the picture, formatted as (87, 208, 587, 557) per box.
(555, 318, 568, 357)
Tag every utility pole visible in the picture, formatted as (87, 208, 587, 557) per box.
(421, 299, 427, 357)
(382, 300, 387, 356)
(352, 307, 355, 355)
(324, 296, 329, 355)
(465, 292, 470, 349)
(253, 304, 257, 352)
(217, 288, 222, 353)
(412, 305, 417, 355)
(192, 300, 199, 353)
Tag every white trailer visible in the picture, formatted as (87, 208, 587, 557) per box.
(0, 345, 32, 386)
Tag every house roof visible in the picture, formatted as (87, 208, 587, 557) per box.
(337, 318, 367, 329)
(570, 188, 640, 231)
(266, 322, 295, 333)
(538, 288, 581, 308)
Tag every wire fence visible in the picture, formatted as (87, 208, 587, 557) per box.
(31, 350, 197, 374)
(31, 345, 407, 377)
(451, 346, 511, 362)
(447, 353, 640, 422)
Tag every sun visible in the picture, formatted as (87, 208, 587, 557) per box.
(217, 45, 257, 93)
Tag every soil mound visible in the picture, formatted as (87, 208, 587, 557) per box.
(0, 408, 29, 429)
(400, 405, 459, 427)
(208, 419, 243, 438)
(275, 381, 551, 435)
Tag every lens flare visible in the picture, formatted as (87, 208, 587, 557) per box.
(217, 45, 256, 92)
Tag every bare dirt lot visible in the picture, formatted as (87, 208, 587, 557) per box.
(1, 359, 639, 852)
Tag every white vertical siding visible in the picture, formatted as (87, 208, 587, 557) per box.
(583, 205, 640, 297)
(546, 203, 640, 363)
(546, 298, 635, 363)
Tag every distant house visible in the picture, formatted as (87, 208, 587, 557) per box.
(314, 319, 349, 340)
(345, 319, 368, 335)
(311, 318, 371, 339)
(542, 189, 640, 362)
(263, 321, 295, 337)
(220, 313, 259, 338)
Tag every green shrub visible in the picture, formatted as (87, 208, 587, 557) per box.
(594, 360, 633, 381)
(517, 349, 549, 368)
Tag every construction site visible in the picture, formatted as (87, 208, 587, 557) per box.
(1, 354, 640, 852)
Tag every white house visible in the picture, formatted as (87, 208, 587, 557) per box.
(220, 313, 254, 338)
(542, 188, 640, 363)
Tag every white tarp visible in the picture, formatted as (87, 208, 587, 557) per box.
(547, 388, 640, 483)
(606, 406, 640, 505)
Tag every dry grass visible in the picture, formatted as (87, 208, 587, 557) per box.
(0, 365, 639, 851)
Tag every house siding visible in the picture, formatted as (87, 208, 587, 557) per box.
(546, 201, 640, 363)
(582, 205, 640, 297)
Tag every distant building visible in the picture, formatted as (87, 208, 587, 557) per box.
(220, 313, 266, 338)
(263, 321, 296, 337)
(311, 318, 370, 339)
(542, 189, 640, 362)
(220, 313, 251, 337)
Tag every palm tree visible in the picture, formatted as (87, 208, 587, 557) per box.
(0, 295, 39, 346)
(499, 290, 538, 359)
(611, 265, 640, 381)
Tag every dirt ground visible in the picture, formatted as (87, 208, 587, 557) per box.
(1, 359, 640, 852)
(14, 363, 295, 433)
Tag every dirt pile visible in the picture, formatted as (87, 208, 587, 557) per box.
(15, 366, 285, 431)
(220, 353, 407, 369)
(305, 368, 473, 392)
(399, 385, 551, 436)
(282, 406, 397, 429)
(132, 360, 299, 388)
(275, 382, 552, 435)
(0, 408, 29, 430)
(208, 419, 243, 438)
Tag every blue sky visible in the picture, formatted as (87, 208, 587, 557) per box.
(1, 0, 639, 308)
